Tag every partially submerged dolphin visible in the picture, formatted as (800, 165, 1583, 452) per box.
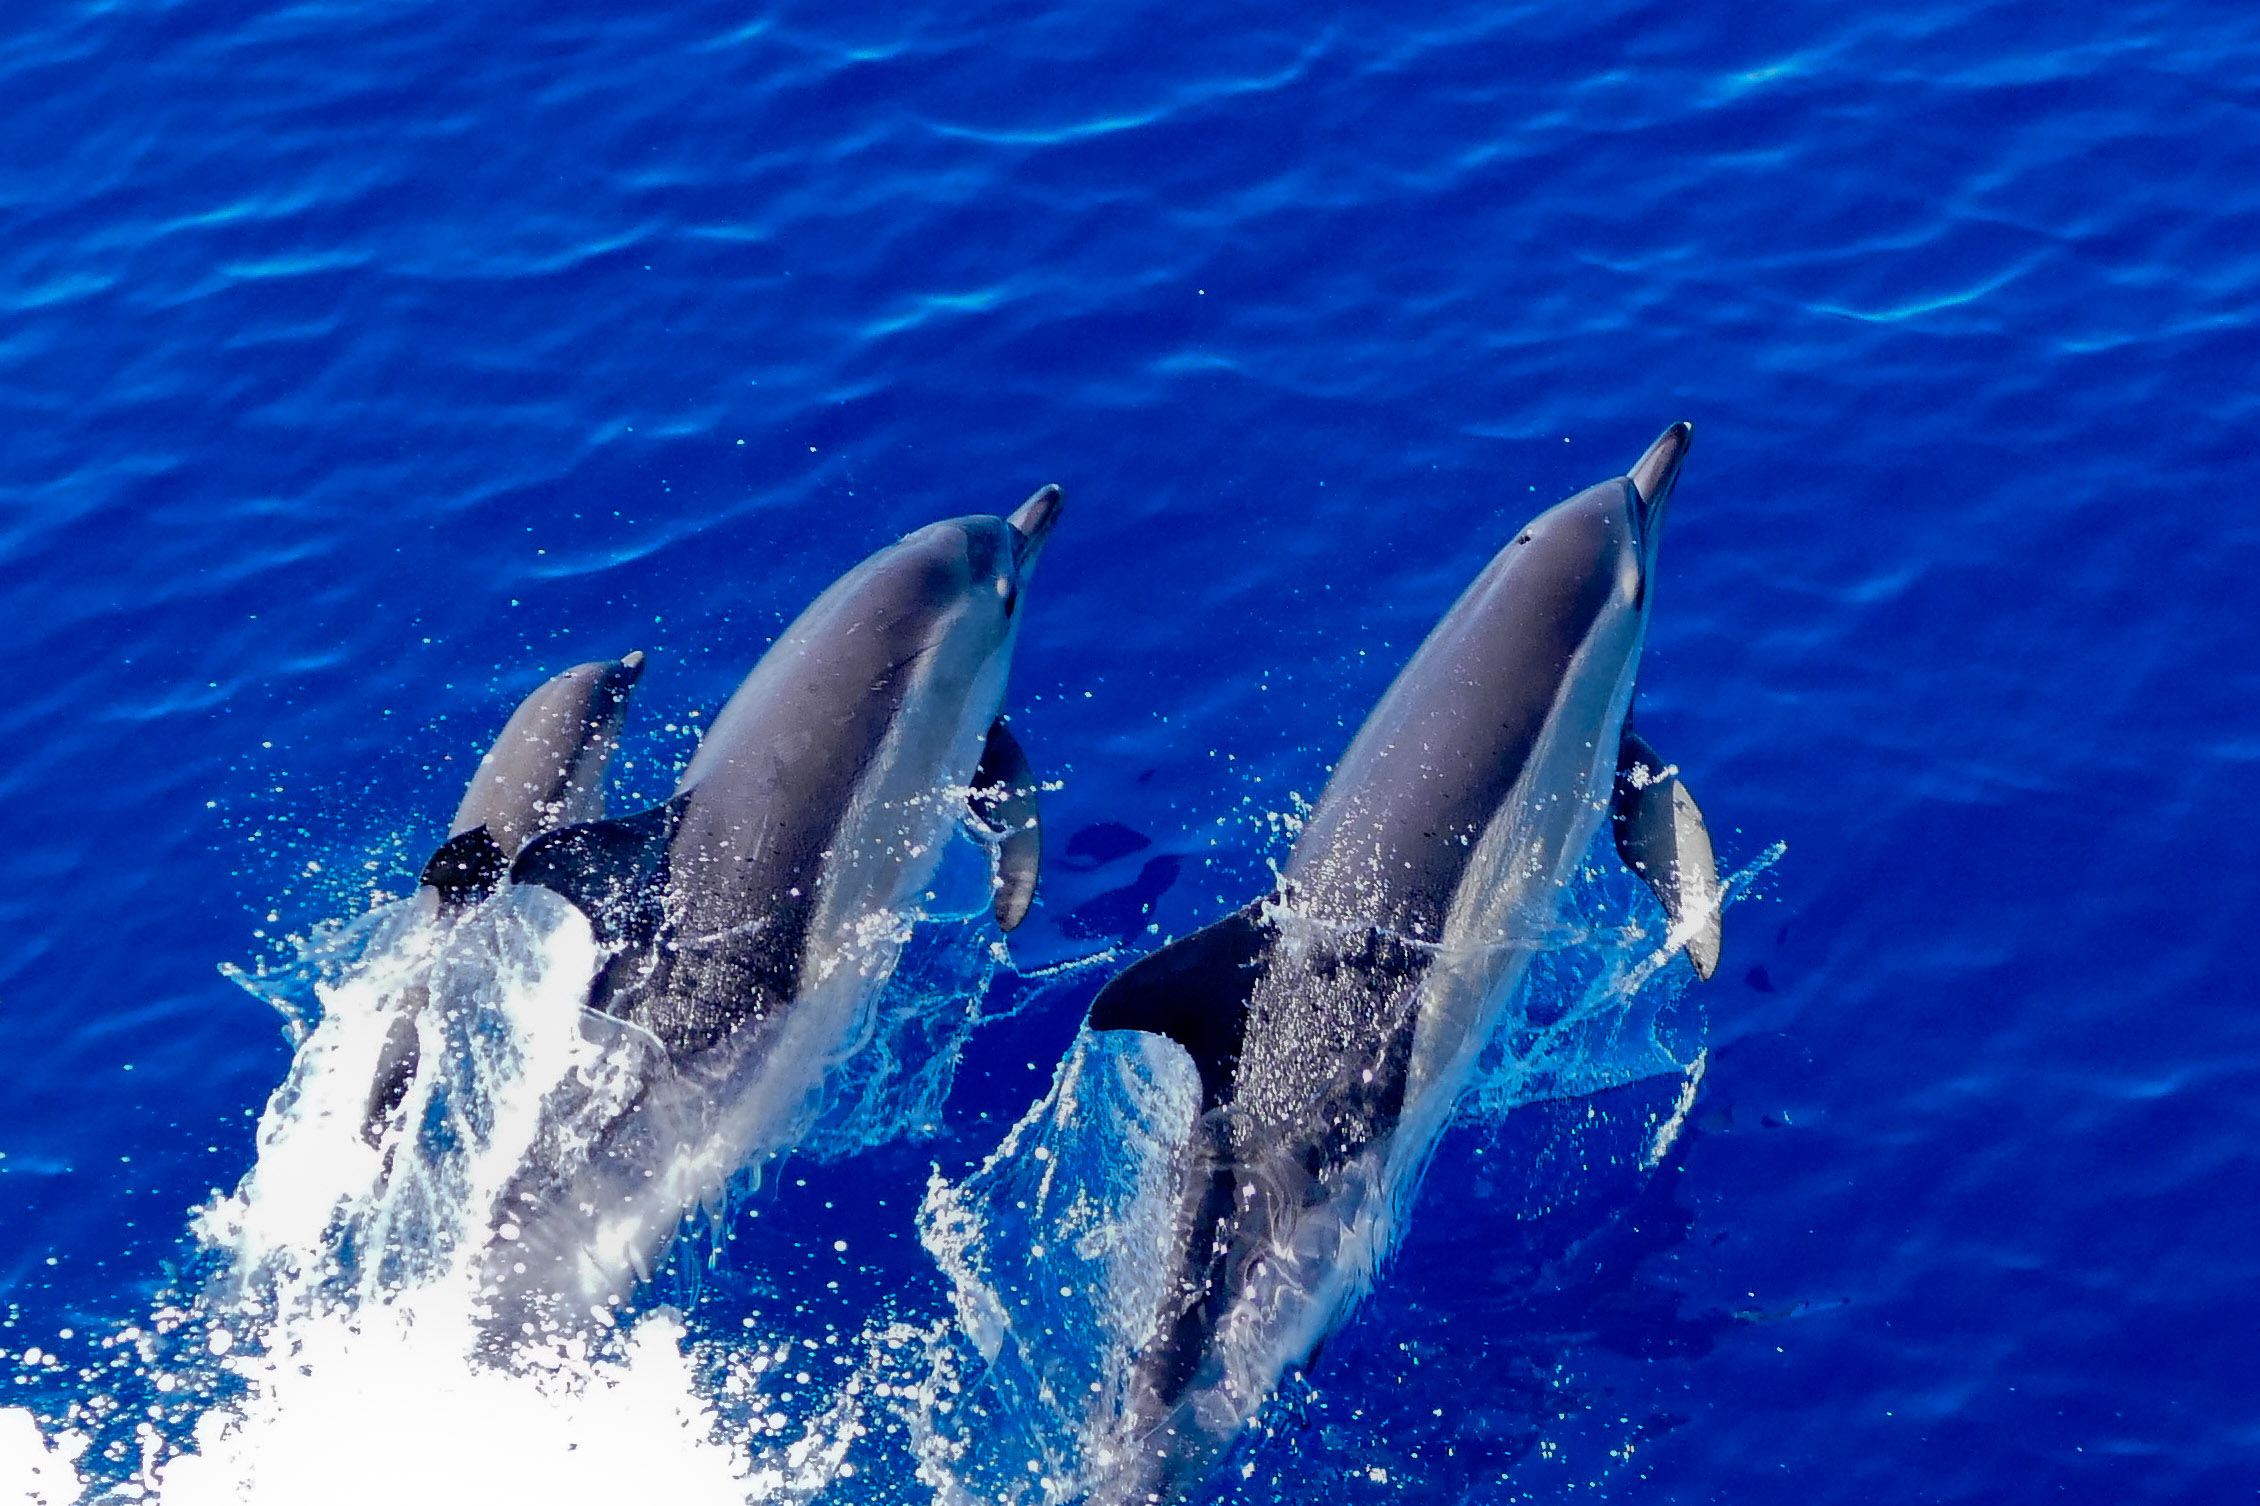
(420, 653, 648, 904)
(1080, 427, 1720, 1502)
(485, 488, 1063, 1332)
(361, 653, 649, 1144)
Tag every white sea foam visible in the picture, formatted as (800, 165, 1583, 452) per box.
(144, 1310, 763, 1505)
(107, 887, 820, 1504)
(4, 836, 1019, 1504)
(0, 1408, 87, 1505)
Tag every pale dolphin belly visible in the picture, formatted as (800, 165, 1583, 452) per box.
(1400, 608, 1643, 1127)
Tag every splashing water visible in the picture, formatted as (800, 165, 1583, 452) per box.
(1459, 839, 1785, 1120)
(906, 835, 1784, 1504)
(2, 829, 1019, 1503)
(914, 1030, 1201, 1505)
(3, 828, 1779, 1504)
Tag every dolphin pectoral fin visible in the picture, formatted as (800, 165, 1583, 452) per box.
(968, 718, 1041, 932)
(361, 1010, 422, 1147)
(1086, 901, 1272, 1109)
(510, 793, 689, 947)
(1612, 729, 1723, 980)
(421, 824, 511, 906)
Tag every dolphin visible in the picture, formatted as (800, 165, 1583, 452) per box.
(361, 653, 648, 1144)
(419, 653, 648, 904)
(485, 487, 1063, 1333)
(1079, 426, 1720, 1502)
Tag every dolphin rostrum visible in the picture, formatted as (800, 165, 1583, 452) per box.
(362, 653, 648, 1144)
(487, 487, 1063, 1333)
(1079, 427, 1720, 1502)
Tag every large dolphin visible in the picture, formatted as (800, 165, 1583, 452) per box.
(361, 652, 649, 1144)
(1079, 427, 1720, 1502)
(486, 487, 1063, 1334)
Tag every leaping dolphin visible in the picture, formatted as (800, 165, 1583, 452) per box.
(1079, 427, 1720, 1502)
(361, 652, 649, 1145)
(486, 487, 1063, 1333)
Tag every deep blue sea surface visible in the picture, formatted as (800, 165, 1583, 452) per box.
(5, 0, 2259, 1500)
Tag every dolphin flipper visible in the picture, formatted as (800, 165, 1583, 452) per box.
(968, 718, 1042, 932)
(360, 1003, 424, 1148)
(510, 794, 689, 946)
(1611, 728, 1723, 979)
(1087, 901, 1272, 1109)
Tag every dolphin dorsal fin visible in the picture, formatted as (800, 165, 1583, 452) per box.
(1086, 901, 1273, 1110)
(1611, 728, 1723, 979)
(421, 824, 512, 906)
(510, 793, 689, 946)
(967, 718, 1042, 932)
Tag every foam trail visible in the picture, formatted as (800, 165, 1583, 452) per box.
(15, 833, 1015, 1501)
(145, 1311, 762, 1505)
(0, 1408, 86, 1504)
(111, 890, 776, 1501)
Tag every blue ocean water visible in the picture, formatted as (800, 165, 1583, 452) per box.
(4, 0, 2258, 1499)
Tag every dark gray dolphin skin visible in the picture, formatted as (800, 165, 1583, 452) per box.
(361, 654, 648, 1143)
(487, 487, 1062, 1331)
(1079, 427, 1720, 1503)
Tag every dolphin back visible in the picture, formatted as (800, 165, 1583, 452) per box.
(1284, 481, 1637, 939)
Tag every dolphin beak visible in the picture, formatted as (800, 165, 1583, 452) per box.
(1627, 422, 1693, 533)
(615, 649, 646, 683)
(1007, 484, 1064, 572)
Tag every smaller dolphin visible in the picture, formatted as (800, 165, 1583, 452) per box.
(361, 653, 648, 1143)
(486, 488, 1063, 1333)
(419, 653, 648, 904)
(1079, 426, 1721, 1503)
